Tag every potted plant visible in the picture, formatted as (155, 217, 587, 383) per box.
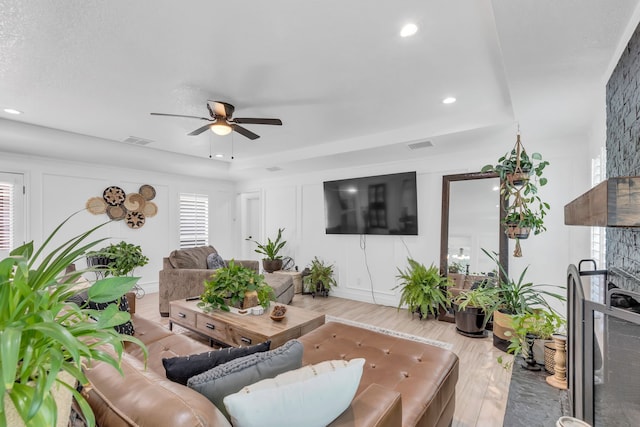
(0, 216, 146, 427)
(482, 249, 565, 354)
(245, 228, 287, 273)
(87, 241, 149, 276)
(303, 257, 337, 298)
(198, 260, 274, 312)
(393, 259, 452, 319)
(508, 309, 566, 365)
(452, 285, 498, 337)
(481, 146, 549, 193)
(503, 204, 547, 240)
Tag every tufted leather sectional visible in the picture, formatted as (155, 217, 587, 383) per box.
(298, 322, 459, 427)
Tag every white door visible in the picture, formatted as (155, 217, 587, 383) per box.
(240, 192, 261, 260)
(0, 172, 26, 259)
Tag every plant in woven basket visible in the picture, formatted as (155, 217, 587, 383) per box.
(199, 260, 274, 312)
(0, 215, 147, 427)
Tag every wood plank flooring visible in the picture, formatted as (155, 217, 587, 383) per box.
(135, 293, 513, 427)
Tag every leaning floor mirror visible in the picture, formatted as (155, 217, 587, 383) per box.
(439, 172, 508, 321)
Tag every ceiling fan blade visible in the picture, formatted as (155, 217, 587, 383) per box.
(208, 101, 234, 118)
(233, 118, 283, 126)
(232, 124, 260, 140)
(150, 112, 210, 121)
(188, 123, 213, 136)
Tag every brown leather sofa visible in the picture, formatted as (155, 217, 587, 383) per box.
(85, 308, 458, 426)
(158, 245, 294, 316)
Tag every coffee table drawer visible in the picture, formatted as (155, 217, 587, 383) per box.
(195, 314, 228, 343)
(225, 325, 268, 347)
(170, 305, 196, 327)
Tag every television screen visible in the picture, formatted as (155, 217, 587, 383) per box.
(323, 171, 418, 235)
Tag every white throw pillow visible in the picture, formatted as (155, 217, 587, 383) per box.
(223, 358, 365, 427)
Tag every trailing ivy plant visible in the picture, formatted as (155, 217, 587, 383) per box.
(199, 260, 274, 311)
(393, 259, 452, 319)
(87, 241, 149, 277)
(0, 215, 147, 427)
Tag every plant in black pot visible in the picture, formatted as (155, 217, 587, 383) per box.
(303, 257, 337, 298)
(245, 228, 286, 273)
(452, 284, 498, 338)
(87, 241, 149, 277)
(198, 260, 274, 312)
(393, 259, 452, 320)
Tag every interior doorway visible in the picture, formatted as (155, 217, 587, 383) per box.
(0, 172, 26, 259)
(239, 191, 261, 260)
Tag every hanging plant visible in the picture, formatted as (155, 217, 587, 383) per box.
(481, 131, 550, 257)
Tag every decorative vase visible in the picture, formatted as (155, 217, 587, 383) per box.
(262, 259, 283, 273)
(3, 370, 75, 427)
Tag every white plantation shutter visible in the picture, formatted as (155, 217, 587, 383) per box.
(0, 182, 13, 251)
(179, 193, 209, 248)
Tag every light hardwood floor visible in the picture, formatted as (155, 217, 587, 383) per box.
(135, 293, 513, 427)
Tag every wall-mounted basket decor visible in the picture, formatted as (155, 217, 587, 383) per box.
(86, 184, 158, 229)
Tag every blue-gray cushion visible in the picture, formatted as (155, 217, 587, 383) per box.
(187, 340, 303, 420)
(206, 252, 227, 270)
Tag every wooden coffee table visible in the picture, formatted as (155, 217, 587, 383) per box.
(169, 299, 325, 349)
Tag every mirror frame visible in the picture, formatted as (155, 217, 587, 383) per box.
(439, 171, 508, 280)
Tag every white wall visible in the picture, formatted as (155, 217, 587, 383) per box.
(238, 132, 593, 313)
(0, 151, 237, 296)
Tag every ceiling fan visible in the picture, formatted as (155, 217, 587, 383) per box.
(150, 100, 282, 140)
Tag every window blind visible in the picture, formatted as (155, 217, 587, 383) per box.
(0, 183, 13, 251)
(179, 193, 209, 249)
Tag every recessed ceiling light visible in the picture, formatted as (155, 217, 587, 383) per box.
(3, 108, 22, 115)
(215, 154, 224, 158)
(400, 23, 418, 38)
(442, 97, 456, 104)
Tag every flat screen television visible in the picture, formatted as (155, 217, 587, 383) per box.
(323, 171, 418, 235)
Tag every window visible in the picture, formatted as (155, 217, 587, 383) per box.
(0, 182, 14, 251)
(590, 147, 606, 302)
(179, 193, 209, 249)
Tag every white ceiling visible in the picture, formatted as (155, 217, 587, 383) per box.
(1, 0, 639, 180)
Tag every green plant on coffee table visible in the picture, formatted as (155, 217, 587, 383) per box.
(199, 260, 274, 312)
(393, 259, 452, 319)
(245, 228, 286, 260)
(303, 256, 337, 295)
(0, 215, 147, 427)
(88, 241, 149, 276)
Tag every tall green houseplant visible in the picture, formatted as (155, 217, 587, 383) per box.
(0, 216, 146, 427)
(393, 259, 452, 319)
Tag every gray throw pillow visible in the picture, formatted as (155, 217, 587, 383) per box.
(187, 340, 303, 420)
(206, 252, 227, 270)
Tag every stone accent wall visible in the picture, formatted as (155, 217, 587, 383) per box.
(606, 23, 640, 293)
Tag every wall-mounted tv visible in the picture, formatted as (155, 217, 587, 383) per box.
(323, 171, 418, 235)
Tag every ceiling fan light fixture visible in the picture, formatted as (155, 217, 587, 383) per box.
(210, 121, 232, 136)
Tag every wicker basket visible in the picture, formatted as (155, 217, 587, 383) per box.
(544, 341, 556, 374)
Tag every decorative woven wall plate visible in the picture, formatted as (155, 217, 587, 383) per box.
(86, 197, 108, 214)
(106, 204, 127, 220)
(125, 211, 145, 229)
(139, 184, 156, 201)
(103, 186, 126, 206)
(142, 201, 158, 217)
(124, 193, 146, 212)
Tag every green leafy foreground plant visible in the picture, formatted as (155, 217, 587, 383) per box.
(0, 215, 147, 427)
(199, 260, 274, 311)
(393, 259, 452, 319)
